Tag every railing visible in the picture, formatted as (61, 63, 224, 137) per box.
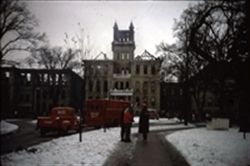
(109, 89, 133, 96)
(113, 73, 131, 78)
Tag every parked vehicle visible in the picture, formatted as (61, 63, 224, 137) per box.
(147, 108, 159, 119)
(85, 99, 130, 128)
(36, 107, 80, 136)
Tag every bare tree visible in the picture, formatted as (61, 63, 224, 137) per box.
(185, 0, 249, 136)
(26, 45, 81, 70)
(157, 8, 208, 124)
(0, 0, 46, 64)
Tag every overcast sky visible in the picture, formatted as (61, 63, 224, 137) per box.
(7, 1, 195, 60)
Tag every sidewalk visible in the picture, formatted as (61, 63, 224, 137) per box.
(129, 129, 190, 166)
(103, 128, 193, 166)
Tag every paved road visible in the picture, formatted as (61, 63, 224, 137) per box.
(1, 119, 55, 155)
(1, 119, 94, 156)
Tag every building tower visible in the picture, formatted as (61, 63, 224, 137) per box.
(109, 22, 136, 101)
(112, 21, 135, 60)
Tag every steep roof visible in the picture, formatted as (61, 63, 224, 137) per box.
(135, 50, 157, 60)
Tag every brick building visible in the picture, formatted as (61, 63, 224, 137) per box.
(1, 67, 84, 118)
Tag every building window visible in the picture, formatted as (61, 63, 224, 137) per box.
(207, 98, 213, 107)
(104, 65, 108, 75)
(5, 72, 10, 78)
(55, 74, 59, 85)
(19, 95, 23, 102)
(97, 65, 101, 75)
(151, 97, 156, 108)
(42, 102, 46, 115)
(104, 80, 108, 92)
(96, 79, 101, 92)
(117, 53, 120, 60)
(180, 89, 183, 95)
(90, 65, 94, 75)
(143, 81, 148, 93)
(61, 74, 66, 85)
(126, 68, 129, 74)
(126, 82, 129, 89)
(143, 96, 147, 104)
(43, 90, 47, 99)
(151, 66, 155, 75)
(144, 65, 147, 74)
(27, 73, 31, 83)
(135, 81, 140, 92)
(136, 65, 140, 74)
(36, 89, 41, 99)
(135, 97, 140, 106)
(26, 94, 30, 102)
(115, 82, 118, 89)
(120, 82, 124, 89)
(89, 80, 93, 92)
(61, 90, 66, 99)
(151, 81, 155, 92)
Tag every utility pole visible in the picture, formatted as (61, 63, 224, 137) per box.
(79, 109, 82, 142)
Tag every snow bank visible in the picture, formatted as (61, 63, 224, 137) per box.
(166, 128, 250, 166)
(0, 120, 19, 135)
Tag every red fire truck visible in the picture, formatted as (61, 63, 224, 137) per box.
(85, 99, 130, 128)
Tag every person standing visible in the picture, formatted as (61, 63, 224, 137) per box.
(122, 105, 133, 142)
(139, 103, 149, 141)
(120, 106, 127, 142)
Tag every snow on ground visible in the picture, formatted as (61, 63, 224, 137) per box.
(1, 118, 249, 166)
(0, 120, 19, 135)
(166, 128, 250, 166)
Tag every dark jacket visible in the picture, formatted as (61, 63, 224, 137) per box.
(120, 107, 126, 126)
(139, 108, 149, 133)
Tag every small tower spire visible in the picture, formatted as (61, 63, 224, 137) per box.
(113, 21, 118, 41)
(129, 21, 134, 30)
(114, 21, 118, 30)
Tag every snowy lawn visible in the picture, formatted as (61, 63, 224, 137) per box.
(167, 128, 250, 166)
(1, 118, 249, 166)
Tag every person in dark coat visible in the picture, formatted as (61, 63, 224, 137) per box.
(138, 103, 149, 141)
(120, 106, 127, 142)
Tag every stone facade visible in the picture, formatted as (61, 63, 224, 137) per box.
(83, 22, 162, 112)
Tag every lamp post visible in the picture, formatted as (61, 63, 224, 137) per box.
(34, 87, 40, 117)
